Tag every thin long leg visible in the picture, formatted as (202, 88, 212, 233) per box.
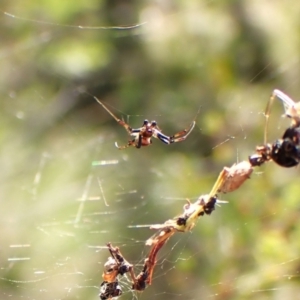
(272, 89, 296, 117)
(155, 120, 196, 144)
(264, 89, 297, 143)
(115, 139, 135, 150)
(170, 120, 196, 143)
(94, 96, 133, 135)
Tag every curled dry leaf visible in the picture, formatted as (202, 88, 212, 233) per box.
(217, 161, 253, 193)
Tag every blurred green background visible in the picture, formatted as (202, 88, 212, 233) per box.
(1, 0, 300, 299)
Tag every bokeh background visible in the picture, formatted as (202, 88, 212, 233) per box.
(1, 1, 300, 299)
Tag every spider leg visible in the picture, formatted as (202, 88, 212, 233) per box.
(94, 97, 133, 135)
(271, 89, 296, 118)
(171, 120, 196, 142)
(135, 133, 142, 148)
(115, 139, 136, 150)
(115, 131, 143, 150)
(155, 121, 196, 144)
(154, 131, 171, 144)
(95, 96, 145, 149)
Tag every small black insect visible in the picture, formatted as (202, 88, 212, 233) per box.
(249, 89, 300, 168)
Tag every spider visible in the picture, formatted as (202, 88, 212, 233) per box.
(249, 89, 300, 167)
(94, 97, 196, 149)
(100, 281, 122, 300)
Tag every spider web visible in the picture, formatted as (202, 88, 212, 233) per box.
(1, 1, 300, 300)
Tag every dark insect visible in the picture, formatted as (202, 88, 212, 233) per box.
(249, 89, 300, 167)
(94, 97, 196, 149)
(99, 281, 122, 300)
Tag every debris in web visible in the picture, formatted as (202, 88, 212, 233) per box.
(100, 89, 300, 298)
